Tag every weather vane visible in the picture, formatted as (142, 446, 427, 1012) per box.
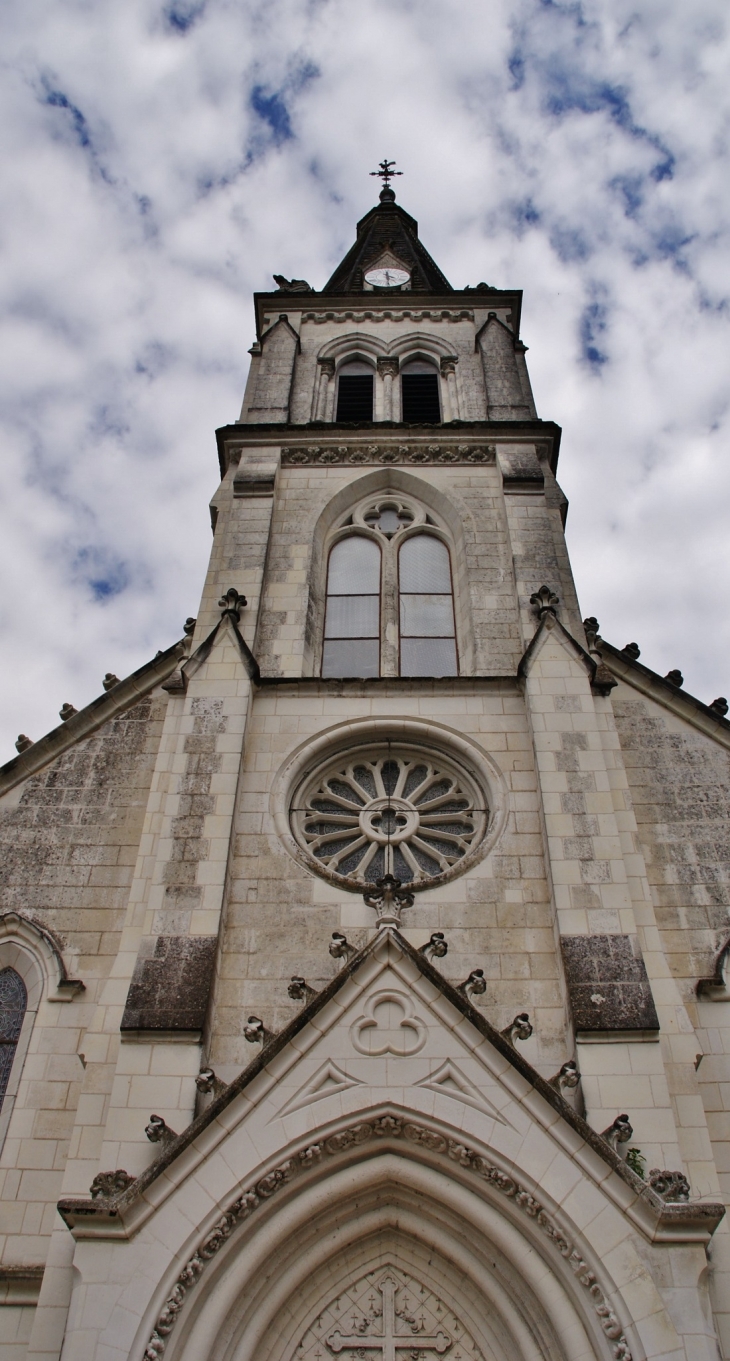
(370, 159, 403, 188)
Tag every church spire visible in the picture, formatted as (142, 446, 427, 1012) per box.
(322, 164, 452, 295)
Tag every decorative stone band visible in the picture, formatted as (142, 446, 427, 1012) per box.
(301, 309, 475, 325)
(141, 1115, 632, 1361)
(281, 444, 495, 467)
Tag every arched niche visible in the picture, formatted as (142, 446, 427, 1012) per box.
(302, 468, 476, 677)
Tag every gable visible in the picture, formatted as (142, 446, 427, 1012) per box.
(59, 927, 719, 1246)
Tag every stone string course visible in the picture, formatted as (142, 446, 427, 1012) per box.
(300, 309, 476, 325)
(280, 444, 496, 467)
(141, 1115, 632, 1361)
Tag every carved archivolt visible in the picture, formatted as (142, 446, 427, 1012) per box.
(142, 1115, 632, 1361)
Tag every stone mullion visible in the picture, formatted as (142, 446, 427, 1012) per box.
(381, 539, 399, 678)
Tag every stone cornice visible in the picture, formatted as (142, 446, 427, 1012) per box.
(215, 420, 562, 477)
(0, 638, 188, 799)
(597, 639, 730, 751)
(253, 288, 524, 343)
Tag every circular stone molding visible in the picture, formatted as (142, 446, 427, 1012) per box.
(273, 719, 507, 894)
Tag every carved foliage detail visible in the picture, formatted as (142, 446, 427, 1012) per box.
(142, 1116, 632, 1361)
(281, 445, 495, 467)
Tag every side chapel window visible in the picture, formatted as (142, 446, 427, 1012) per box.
(322, 537, 381, 677)
(336, 360, 374, 421)
(399, 535, 457, 676)
(0, 968, 27, 1112)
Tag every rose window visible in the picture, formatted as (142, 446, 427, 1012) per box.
(290, 746, 487, 888)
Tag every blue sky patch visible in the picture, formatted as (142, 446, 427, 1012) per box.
(163, 0, 206, 34)
(579, 290, 609, 368)
(73, 547, 130, 603)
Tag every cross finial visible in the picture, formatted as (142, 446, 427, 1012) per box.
(370, 159, 403, 188)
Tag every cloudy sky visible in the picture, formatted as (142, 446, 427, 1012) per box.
(1, 0, 729, 754)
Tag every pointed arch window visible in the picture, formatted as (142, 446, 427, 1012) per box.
(0, 968, 26, 1112)
(399, 535, 457, 676)
(336, 360, 374, 421)
(401, 359, 441, 424)
(322, 537, 381, 677)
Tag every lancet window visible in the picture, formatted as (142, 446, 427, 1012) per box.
(399, 535, 457, 676)
(335, 360, 374, 421)
(320, 495, 458, 678)
(400, 358, 441, 423)
(0, 968, 27, 1112)
(323, 536, 381, 678)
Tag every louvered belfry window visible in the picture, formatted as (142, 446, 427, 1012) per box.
(322, 537, 381, 677)
(335, 361, 374, 421)
(0, 968, 26, 1112)
(401, 360, 441, 423)
(399, 535, 457, 676)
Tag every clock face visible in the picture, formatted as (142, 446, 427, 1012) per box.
(364, 267, 410, 288)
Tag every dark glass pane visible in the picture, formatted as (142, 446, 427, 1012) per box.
(0, 969, 26, 1114)
(403, 764, 428, 799)
(393, 847, 413, 882)
(400, 594, 455, 638)
(322, 639, 380, 677)
(352, 765, 377, 798)
(327, 779, 366, 804)
(328, 538, 380, 594)
(336, 374, 374, 421)
(325, 595, 379, 638)
(364, 846, 386, 881)
(381, 759, 400, 796)
(401, 637, 458, 677)
(399, 536, 452, 593)
(401, 373, 440, 423)
(0, 969, 26, 1043)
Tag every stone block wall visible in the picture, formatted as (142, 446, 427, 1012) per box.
(208, 679, 567, 1082)
(611, 685, 730, 989)
(0, 693, 166, 1279)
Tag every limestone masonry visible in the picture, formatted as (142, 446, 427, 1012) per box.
(0, 181, 729, 1361)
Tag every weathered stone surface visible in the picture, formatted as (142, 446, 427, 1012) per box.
(121, 935, 217, 1032)
(561, 934, 660, 1032)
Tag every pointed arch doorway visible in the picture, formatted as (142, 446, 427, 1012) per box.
(166, 1153, 621, 1361)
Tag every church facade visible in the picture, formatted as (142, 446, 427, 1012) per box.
(0, 177, 729, 1361)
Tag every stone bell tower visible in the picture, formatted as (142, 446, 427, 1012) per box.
(1, 165, 729, 1361)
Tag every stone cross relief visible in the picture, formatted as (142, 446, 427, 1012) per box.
(326, 1275, 452, 1361)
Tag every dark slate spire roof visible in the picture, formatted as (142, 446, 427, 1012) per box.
(322, 185, 453, 295)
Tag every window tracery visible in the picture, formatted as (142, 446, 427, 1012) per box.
(320, 494, 458, 679)
(290, 743, 487, 888)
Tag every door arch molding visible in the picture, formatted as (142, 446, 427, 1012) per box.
(145, 1140, 639, 1361)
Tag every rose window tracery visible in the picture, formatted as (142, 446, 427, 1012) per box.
(290, 746, 488, 888)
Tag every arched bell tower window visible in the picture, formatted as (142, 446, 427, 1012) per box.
(322, 536, 381, 677)
(401, 359, 441, 423)
(0, 968, 27, 1112)
(399, 535, 457, 676)
(336, 360, 374, 422)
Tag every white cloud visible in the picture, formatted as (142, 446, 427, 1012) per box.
(1, 0, 730, 753)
